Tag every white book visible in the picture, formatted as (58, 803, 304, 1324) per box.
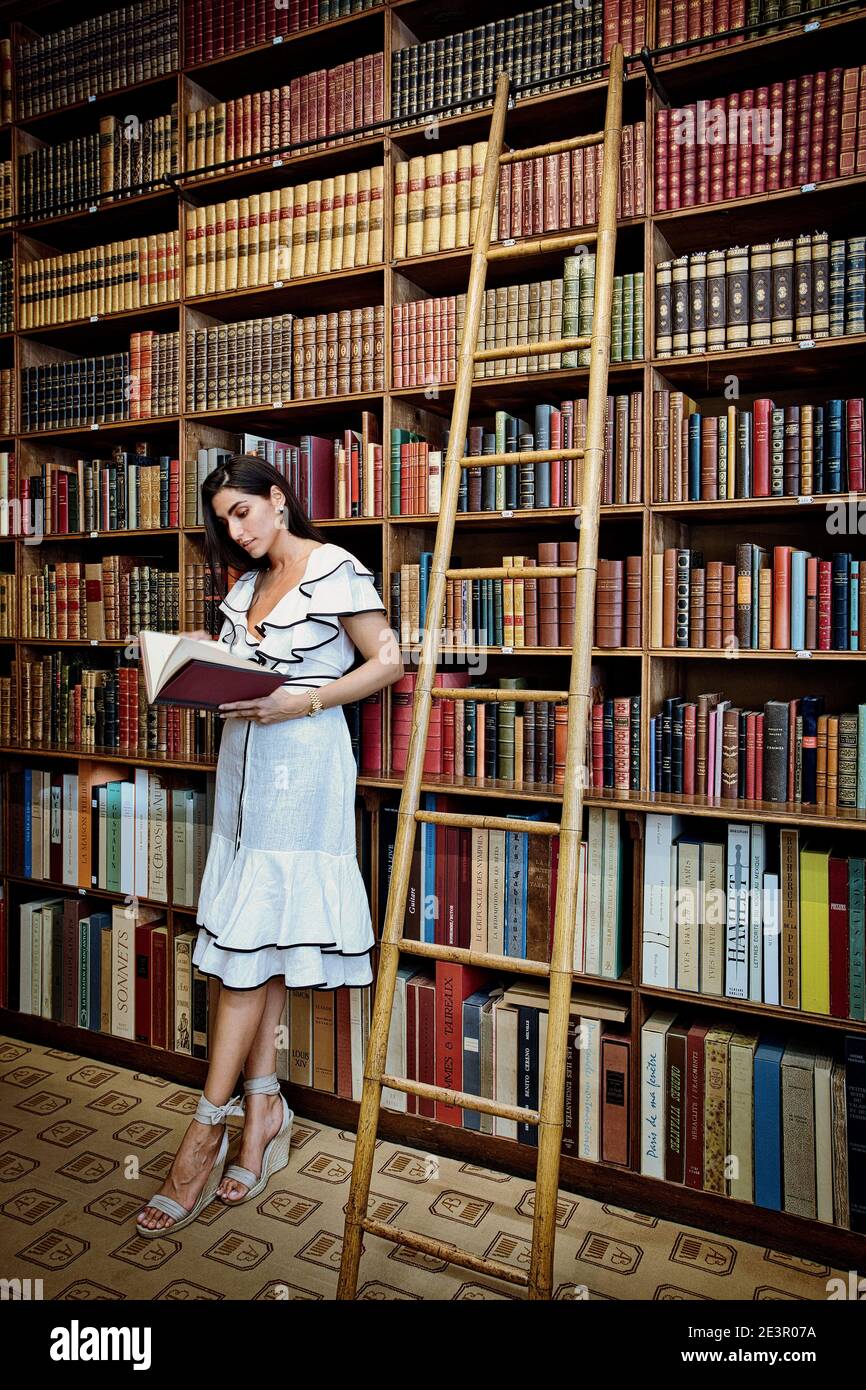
(134, 768, 150, 899)
(641, 1009, 678, 1178)
(62, 774, 78, 885)
(184, 789, 195, 906)
(700, 841, 725, 995)
(578, 1017, 602, 1162)
(728, 1032, 759, 1200)
(470, 826, 488, 951)
(724, 823, 750, 998)
(675, 839, 700, 992)
(40, 904, 55, 1017)
(487, 829, 506, 956)
(814, 1052, 835, 1223)
(120, 780, 135, 897)
(749, 824, 764, 1002)
(349, 987, 368, 1102)
(600, 809, 621, 980)
(713, 701, 730, 796)
(493, 1000, 519, 1139)
(148, 775, 169, 902)
(427, 449, 442, 512)
(762, 872, 781, 1005)
(642, 813, 681, 987)
(585, 808, 604, 975)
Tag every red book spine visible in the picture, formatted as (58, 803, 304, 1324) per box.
(681, 104, 697, 207)
(654, 108, 669, 212)
(848, 399, 864, 490)
(766, 83, 785, 190)
(753, 397, 771, 496)
(435, 961, 488, 1124)
(683, 704, 696, 795)
(737, 89, 754, 199)
(724, 92, 739, 199)
(755, 714, 764, 801)
(823, 67, 844, 180)
(781, 79, 798, 188)
(818, 560, 833, 650)
(809, 71, 827, 186)
(772, 545, 792, 649)
(658, 0, 673, 47)
(709, 97, 726, 203)
(752, 87, 769, 195)
(745, 711, 756, 800)
(684, 1023, 708, 1188)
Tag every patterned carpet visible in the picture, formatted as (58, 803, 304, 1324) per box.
(0, 1036, 846, 1301)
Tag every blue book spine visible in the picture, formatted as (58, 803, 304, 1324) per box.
(832, 552, 850, 650)
(419, 552, 432, 627)
(813, 405, 824, 494)
(23, 767, 32, 879)
(754, 1040, 785, 1210)
(688, 414, 701, 501)
(88, 912, 111, 1031)
(517, 1004, 539, 1145)
(422, 793, 436, 943)
(791, 549, 808, 650)
(850, 858, 866, 1020)
(649, 716, 657, 791)
(504, 829, 527, 956)
(850, 560, 859, 651)
(751, 546, 761, 650)
(533, 405, 552, 507)
(462, 990, 488, 1130)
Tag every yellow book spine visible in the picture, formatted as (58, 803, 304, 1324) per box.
(799, 847, 830, 1014)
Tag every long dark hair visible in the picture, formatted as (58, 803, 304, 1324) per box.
(202, 454, 325, 603)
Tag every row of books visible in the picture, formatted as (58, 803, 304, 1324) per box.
(655, 233, 866, 355)
(390, 3, 612, 127)
(186, 305, 386, 410)
(186, 54, 385, 174)
(20, 560, 180, 642)
(8, 649, 385, 766)
(239, 420, 384, 520)
(652, 544, 866, 652)
(11, 447, 181, 537)
(0, 574, 13, 637)
(652, 394, 865, 502)
(16, 1, 179, 119)
(18, 109, 180, 222)
(391, 543, 641, 650)
(392, 264, 643, 389)
(20, 334, 180, 434)
(382, 802, 624, 978)
(185, 169, 385, 295)
(19, 233, 181, 329)
(388, 673, 641, 792)
(386, 964, 632, 1161)
(654, 66, 866, 213)
(649, 694, 866, 808)
(641, 1011, 865, 1230)
(185, 0, 382, 67)
(653, 0, 836, 56)
(7, 763, 212, 905)
(7, 898, 215, 1056)
(642, 814, 866, 1019)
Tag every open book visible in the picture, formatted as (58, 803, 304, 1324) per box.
(139, 630, 289, 710)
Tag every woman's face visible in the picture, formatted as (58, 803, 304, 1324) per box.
(212, 486, 283, 560)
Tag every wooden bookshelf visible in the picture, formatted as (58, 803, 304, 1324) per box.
(1, 0, 866, 1272)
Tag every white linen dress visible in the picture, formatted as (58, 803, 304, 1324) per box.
(192, 542, 385, 991)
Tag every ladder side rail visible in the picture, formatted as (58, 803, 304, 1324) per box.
(527, 43, 625, 1301)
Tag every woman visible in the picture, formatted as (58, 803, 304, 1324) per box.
(136, 454, 402, 1236)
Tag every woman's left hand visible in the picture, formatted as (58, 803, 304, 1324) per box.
(218, 688, 313, 724)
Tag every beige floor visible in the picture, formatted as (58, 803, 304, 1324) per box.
(0, 1035, 846, 1301)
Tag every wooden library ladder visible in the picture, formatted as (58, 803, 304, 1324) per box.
(337, 44, 625, 1301)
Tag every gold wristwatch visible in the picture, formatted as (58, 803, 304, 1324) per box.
(307, 689, 323, 717)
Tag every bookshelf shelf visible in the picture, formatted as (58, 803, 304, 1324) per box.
(1, 0, 865, 1271)
(649, 647, 866, 660)
(639, 982, 866, 1036)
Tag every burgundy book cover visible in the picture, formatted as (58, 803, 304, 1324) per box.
(157, 659, 288, 710)
(755, 714, 764, 801)
(828, 856, 850, 1019)
(434, 960, 488, 1124)
(152, 927, 167, 1050)
(50, 769, 65, 883)
(683, 703, 696, 794)
(745, 711, 757, 800)
(134, 924, 154, 1046)
(665, 1022, 688, 1183)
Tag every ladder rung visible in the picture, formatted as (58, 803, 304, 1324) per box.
(487, 230, 597, 261)
(474, 337, 589, 362)
(460, 447, 584, 468)
(499, 130, 604, 163)
(398, 938, 551, 977)
(379, 1073, 540, 1127)
(415, 809, 560, 835)
(445, 565, 576, 579)
(431, 687, 568, 702)
(359, 1216, 530, 1288)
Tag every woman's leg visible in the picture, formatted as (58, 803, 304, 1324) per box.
(136, 981, 273, 1231)
(216, 975, 289, 1201)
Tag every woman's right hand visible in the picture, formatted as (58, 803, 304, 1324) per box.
(179, 629, 214, 642)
